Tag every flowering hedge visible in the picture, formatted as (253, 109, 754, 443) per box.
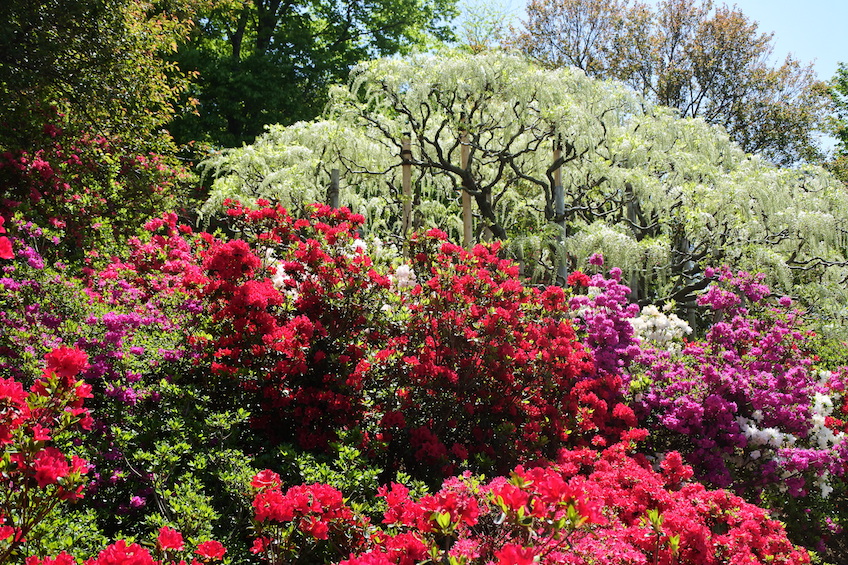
(0, 199, 839, 562)
(198, 201, 645, 481)
(245, 438, 810, 565)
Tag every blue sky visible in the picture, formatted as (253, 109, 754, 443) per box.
(726, 0, 847, 81)
(464, 0, 847, 82)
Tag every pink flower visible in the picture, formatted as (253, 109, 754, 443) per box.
(31, 424, 51, 441)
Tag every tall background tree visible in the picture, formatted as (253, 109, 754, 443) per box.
(0, 0, 200, 154)
(167, 0, 458, 148)
(828, 62, 848, 182)
(510, 0, 829, 166)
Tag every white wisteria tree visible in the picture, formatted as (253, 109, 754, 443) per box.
(199, 52, 848, 333)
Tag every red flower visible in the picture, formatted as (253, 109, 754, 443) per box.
(32, 447, 70, 487)
(157, 526, 185, 551)
(44, 347, 89, 379)
(251, 469, 282, 491)
(195, 540, 226, 561)
(88, 540, 154, 565)
(494, 543, 537, 565)
(26, 552, 76, 565)
(0, 236, 12, 259)
(566, 270, 591, 287)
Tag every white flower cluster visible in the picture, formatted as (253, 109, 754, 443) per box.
(264, 249, 302, 301)
(736, 392, 847, 498)
(390, 263, 417, 289)
(736, 414, 796, 450)
(805, 392, 842, 497)
(810, 393, 840, 450)
(630, 304, 692, 351)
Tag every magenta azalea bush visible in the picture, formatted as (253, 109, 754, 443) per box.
(0, 198, 843, 563)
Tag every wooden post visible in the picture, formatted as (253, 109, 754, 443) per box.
(553, 140, 568, 284)
(401, 134, 412, 236)
(461, 131, 472, 249)
(328, 168, 340, 209)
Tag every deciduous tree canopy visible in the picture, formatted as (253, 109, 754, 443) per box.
(0, 0, 199, 153)
(509, 0, 828, 166)
(168, 0, 458, 148)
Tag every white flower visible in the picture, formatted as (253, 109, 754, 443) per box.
(352, 239, 367, 253)
(392, 263, 417, 289)
(813, 393, 834, 416)
(629, 303, 692, 351)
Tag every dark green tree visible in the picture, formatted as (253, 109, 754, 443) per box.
(168, 0, 458, 148)
(0, 0, 199, 153)
(828, 62, 848, 183)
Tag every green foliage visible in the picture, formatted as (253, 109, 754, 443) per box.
(23, 509, 111, 561)
(168, 0, 459, 148)
(0, 0, 198, 155)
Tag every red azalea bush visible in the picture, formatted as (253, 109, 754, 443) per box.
(199, 201, 637, 482)
(1, 348, 93, 562)
(249, 472, 370, 564)
(372, 231, 635, 478)
(247, 437, 811, 565)
(202, 200, 393, 452)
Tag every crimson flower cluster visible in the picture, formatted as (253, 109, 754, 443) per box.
(247, 439, 809, 565)
(1, 347, 93, 561)
(26, 527, 226, 565)
(250, 471, 369, 564)
(202, 201, 389, 450)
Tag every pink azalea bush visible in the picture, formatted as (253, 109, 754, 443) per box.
(630, 267, 848, 556)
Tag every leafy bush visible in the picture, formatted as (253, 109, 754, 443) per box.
(0, 108, 189, 259)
